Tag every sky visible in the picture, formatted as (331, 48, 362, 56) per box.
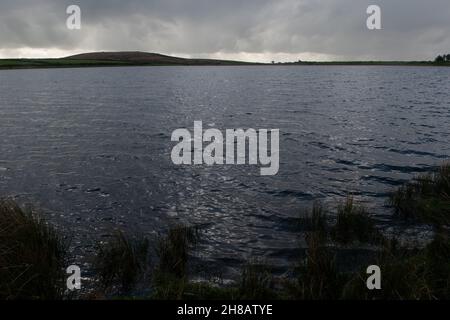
(0, 0, 449, 62)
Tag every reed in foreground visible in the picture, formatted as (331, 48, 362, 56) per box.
(94, 231, 150, 295)
(0, 199, 66, 300)
(389, 163, 450, 226)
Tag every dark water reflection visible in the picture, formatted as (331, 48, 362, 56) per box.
(0, 66, 449, 275)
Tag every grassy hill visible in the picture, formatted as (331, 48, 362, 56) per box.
(0, 51, 258, 70)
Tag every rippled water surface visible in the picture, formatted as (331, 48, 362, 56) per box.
(0, 66, 449, 274)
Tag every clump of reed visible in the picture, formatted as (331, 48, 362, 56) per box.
(389, 163, 450, 226)
(297, 198, 381, 245)
(238, 263, 276, 300)
(290, 203, 346, 299)
(94, 231, 149, 295)
(160, 262, 277, 301)
(155, 225, 199, 278)
(91, 225, 201, 299)
(0, 199, 66, 300)
(343, 232, 450, 300)
(151, 225, 200, 299)
(150, 227, 277, 300)
(297, 202, 328, 239)
(331, 197, 382, 245)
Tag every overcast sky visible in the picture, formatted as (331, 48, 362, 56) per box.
(1, 0, 449, 61)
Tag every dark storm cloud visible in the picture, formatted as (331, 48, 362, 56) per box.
(0, 0, 449, 60)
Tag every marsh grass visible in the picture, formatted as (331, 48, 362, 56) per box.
(390, 164, 450, 225)
(0, 199, 66, 300)
(155, 225, 199, 278)
(297, 202, 328, 239)
(421, 232, 450, 299)
(94, 231, 149, 295)
(299, 237, 342, 299)
(331, 197, 382, 245)
(294, 203, 342, 300)
(87, 224, 203, 300)
(182, 282, 238, 300)
(343, 232, 450, 300)
(238, 263, 276, 300)
(152, 225, 200, 299)
(153, 262, 277, 300)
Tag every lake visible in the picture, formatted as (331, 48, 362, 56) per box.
(0, 66, 449, 277)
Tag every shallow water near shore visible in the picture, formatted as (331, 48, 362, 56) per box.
(0, 65, 449, 277)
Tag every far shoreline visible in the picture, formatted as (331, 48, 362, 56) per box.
(1, 60, 450, 71)
(1, 50, 450, 71)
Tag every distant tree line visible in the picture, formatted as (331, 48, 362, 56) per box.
(434, 54, 450, 63)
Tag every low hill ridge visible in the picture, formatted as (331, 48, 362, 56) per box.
(64, 51, 251, 65)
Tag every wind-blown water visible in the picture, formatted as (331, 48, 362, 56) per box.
(0, 66, 449, 275)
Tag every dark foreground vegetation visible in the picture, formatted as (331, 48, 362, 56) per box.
(0, 164, 449, 300)
(0, 200, 67, 299)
